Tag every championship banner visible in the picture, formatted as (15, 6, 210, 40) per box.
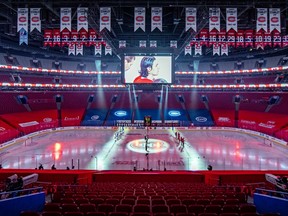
(43, 29, 53, 46)
(77, 7, 88, 32)
(226, 8, 237, 32)
(218, 30, 226, 44)
(282, 35, 288, 47)
(60, 8, 71, 32)
(151, 7, 162, 32)
(30, 8, 41, 32)
(190, 36, 198, 46)
(76, 43, 83, 55)
(100, 7, 111, 32)
(269, 8, 281, 33)
(199, 29, 209, 46)
(257, 8, 268, 32)
(105, 44, 112, 55)
(213, 43, 220, 55)
(88, 29, 97, 46)
(273, 31, 282, 47)
(61, 29, 70, 46)
(185, 7, 197, 32)
(236, 30, 245, 47)
(19, 28, 28, 45)
(94, 43, 102, 55)
(245, 29, 254, 47)
(68, 43, 75, 55)
(17, 8, 28, 32)
(150, 40, 157, 47)
(139, 40, 146, 48)
(170, 40, 177, 48)
(184, 44, 191, 55)
(134, 7, 145, 32)
(255, 32, 264, 49)
(227, 30, 236, 47)
(53, 29, 61, 46)
(263, 32, 272, 47)
(221, 42, 228, 56)
(79, 29, 88, 46)
(119, 40, 126, 48)
(194, 42, 202, 55)
(71, 29, 79, 44)
(209, 30, 218, 47)
(209, 8, 220, 32)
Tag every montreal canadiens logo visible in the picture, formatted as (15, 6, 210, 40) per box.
(62, 16, 70, 22)
(43, 118, 52, 123)
(258, 17, 266, 22)
(136, 16, 144, 22)
(19, 17, 27, 22)
(227, 16, 236, 22)
(271, 17, 278, 23)
(114, 110, 127, 117)
(187, 16, 195, 22)
(31, 17, 39, 22)
(153, 16, 161, 21)
(195, 116, 207, 122)
(210, 16, 218, 22)
(101, 16, 109, 22)
(91, 115, 99, 120)
(127, 138, 169, 154)
(78, 16, 86, 22)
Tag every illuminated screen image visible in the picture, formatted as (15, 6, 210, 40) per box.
(123, 55, 173, 84)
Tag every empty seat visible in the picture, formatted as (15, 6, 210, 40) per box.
(130, 213, 151, 216)
(106, 198, 120, 206)
(182, 199, 196, 207)
(63, 212, 84, 216)
(219, 213, 239, 216)
(170, 204, 187, 215)
(43, 203, 61, 212)
(166, 199, 181, 206)
(198, 213, 218, 216)
(115, 204, 133, 214)
(188, 204, 205, 215)
(225, 199, 240, 205)
(61, 203, 79, 213)
(79, 204, 96, 214)
(152, 199, 166, 205)
(133, 204, 151, 213)
(222, 205, 239, 213)
(41, 212, 62, 216)
(121, 198, 135, 206)
(152, 204, 169, 214)
(86, 212, 106, 216)
(98, 203, 115, 214)
(210, 199, 225, 206)
(196, 199, 210, 206)
(108, 212, 128, 216)
(136, 199, 150, 205)
(239, 204, 257, 214)
(205, 205, 222, 214)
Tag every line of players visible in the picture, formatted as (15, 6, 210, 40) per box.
(114, 126, 125, 142)
(175, 131, 185, 152)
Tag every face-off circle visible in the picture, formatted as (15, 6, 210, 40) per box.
(127, 138, 169, 153)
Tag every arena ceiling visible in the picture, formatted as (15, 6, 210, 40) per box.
(1, 0, 288, 58)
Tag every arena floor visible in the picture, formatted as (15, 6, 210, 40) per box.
(1, 128, 288, 171)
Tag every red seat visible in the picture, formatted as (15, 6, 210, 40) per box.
(170, 204, 187, 215)
(222, 205, 239, 213)
(205, 204, 222, 214)
(188, 204, 205, 215)
(61, 203, 79, 213)
(97, 203, 115, 214)
(86, 212, 106, 216)
(63, 212, 84, 216)
(108, 212, 128, 216)
(219, 213, 239, 216)
(239, 204, 257, 213)
(79, 203, 96, 213)
(133, 204, 151, 213)
(43, 203, 61, 212)
(152, 199, 166, 205)
(41, 212, 62, 216)
(152, 204, 170, 213)
(115, 204, 133, 214)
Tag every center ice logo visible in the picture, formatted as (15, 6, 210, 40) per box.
(127, 138, 169, 153)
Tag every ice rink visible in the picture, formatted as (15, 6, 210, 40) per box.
(1, 127, 288, 171)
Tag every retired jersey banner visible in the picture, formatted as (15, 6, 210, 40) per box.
(61, 29, 70, 46)
(199, 29, 209, 46)
(30, 8, 41, 32)
(151, 7, 162, 32)
(227, 30, 236, 47)
(68, 43, 75, 55)
(100, 7, 111, 32)
(213, 43, 220, 55)
(79, 29, 88, 46)
(150, 40, 157, 47)
(94, 44, 102, 55)
(255, 32, 264, 49)
(134, 7, 145, 32)
(226, 8, 237, 32)
(282, 35, 288, 47)
(17, 8, 28, 32)
(236, 30, 245, 47)
(76, 43, 83, 55)
(170, 40, 177, 48)
(194, 42, 202, 55)
(19, 28, 28, 45)
(139, 40, 146, 48)
(71, 29, 79, 44)
(245, 29, 254, 47)
(88, 29, 97, 46)
(221, 42, 228, 56)
(273, 31, 282, 47)
(77, 8, 88, 32)
(263, 32, 272, 47)
(218, 30, 226, 44)
(43, 29, 53, 46)
(61, 8, 71, 32)
(184, 44, 191, 55)
(119, 40, 126, 48)
(186, 7, 197, 32)
(190, 36, 198, 46)
(257, 8, 268, 32)
(105, 44, 112, 55)
(53, 29, 61, 46)
(209, 8, 220, 32)
(269, 8, 280, 33)
(209, 30, 218, 46)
